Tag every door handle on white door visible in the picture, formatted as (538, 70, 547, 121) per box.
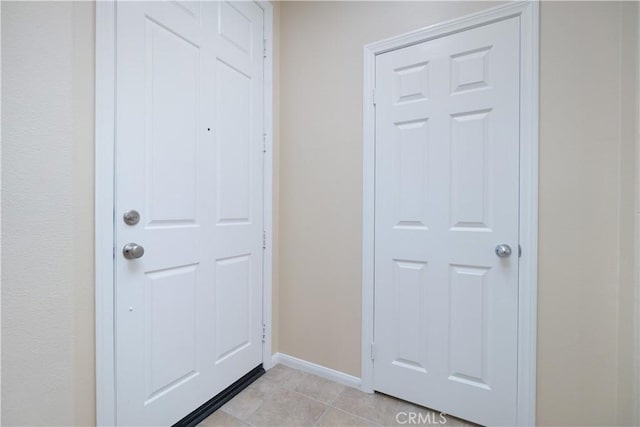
(123, 243, 144, 259)
(495, 244, 512, 258)
(123, 209, 140, 225)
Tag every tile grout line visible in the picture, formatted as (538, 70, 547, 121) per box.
(313, 405, 331, 427)
(288, 385, 338, 408)
(277, 371, 346, 409)
(326, 386, 343, 407)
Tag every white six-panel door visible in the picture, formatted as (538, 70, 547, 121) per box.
(374, 17, 520, 426)
(115, 2, 264, 425)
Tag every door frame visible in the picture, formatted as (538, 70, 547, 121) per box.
(94, 2, 274, 425)
(360, 2, 539, 425)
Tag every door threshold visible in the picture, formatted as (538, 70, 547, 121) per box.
(173, 365, 265, 427)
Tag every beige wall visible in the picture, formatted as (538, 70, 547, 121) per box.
(1, 2, 95, 426)
(1, 1, 638, 426)
(538, 3, 636, 425)
(618, 3, 640, 425)
(278, 1, 638, 426)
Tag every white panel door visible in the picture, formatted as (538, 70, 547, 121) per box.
(115, 2, 264, 425)
(374, 17, 520, 426)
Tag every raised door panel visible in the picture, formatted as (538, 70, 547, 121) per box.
(144, 264, 200, 403)
(391, 260, 430, 375)
(216, 1, 255, 76)
(451, 47, 491, 94)
(145, 19, 200, 225)
(393, 119, 430, 230)
(216, 61, 252, 224)
(449, 109, 492, 231)
(219, 1, 252, 55)
(448, 265, 491, 390)
(215, 255, 252, 363)
(394, 62, 430, 104)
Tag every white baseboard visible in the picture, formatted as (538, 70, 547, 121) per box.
(271, 352, 362, 390)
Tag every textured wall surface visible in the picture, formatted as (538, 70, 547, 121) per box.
(537, 3, 635, 425)
(1, 2, 95, 425)
(616, 3, 639, 425)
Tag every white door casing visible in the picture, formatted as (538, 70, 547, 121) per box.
(362, 3, 538, 427)
(95, 2, 274, 426)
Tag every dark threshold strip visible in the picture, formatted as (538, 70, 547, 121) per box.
(173, 364, 265, 427)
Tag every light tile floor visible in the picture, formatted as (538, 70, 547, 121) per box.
(198, 364, 478, 427)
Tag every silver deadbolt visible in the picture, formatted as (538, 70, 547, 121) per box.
(123, 243, 144, 260)
(495, 244, 512, 258)
(123, 210, 140, 225)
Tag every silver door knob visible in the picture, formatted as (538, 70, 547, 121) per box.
(123, 209, 140, 225)
(495, 244, 512, 258)
(123, 243, 144, 259)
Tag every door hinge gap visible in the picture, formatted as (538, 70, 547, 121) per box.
(263, 133, 267, 153)
(372, 89, 377, 105)
(263, 39, 267, 59)
(262, 230, 267, 250)
(371, 342, 376, 361)
(262, 323, 267, 343)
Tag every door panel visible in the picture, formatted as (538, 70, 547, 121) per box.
(393, 119, 430, 229)
(448, 265, 491, 389)
(115, 2, 264, 425)
(144, 264, 199, 402)
(219, 1, 252, 54)
(391, 260, 429, 374)
(215, 255, 252, 362)
(374, 17, 520, 426)
(450, 110, 491, 229)
(146, 19, 199, 223)
(216, 61, 252, 224)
